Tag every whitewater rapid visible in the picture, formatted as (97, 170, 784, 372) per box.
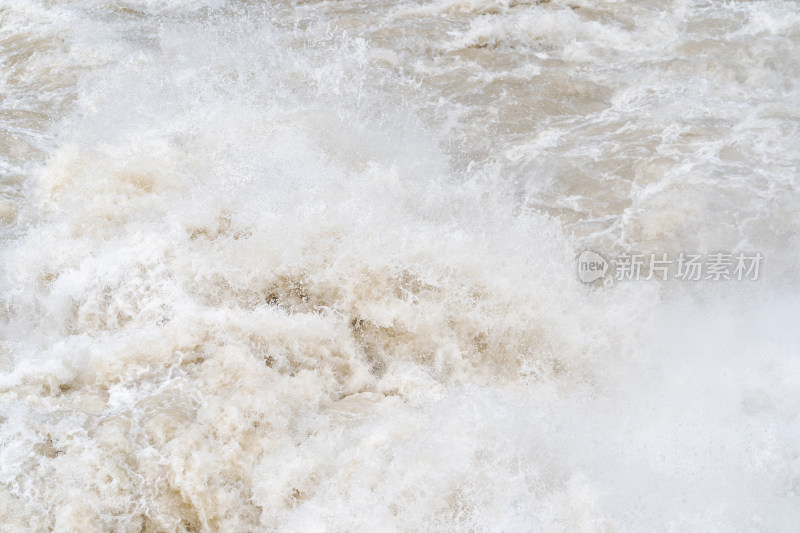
(1, 0, 799, 531)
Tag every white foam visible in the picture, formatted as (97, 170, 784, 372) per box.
(1, 0, 799, 530)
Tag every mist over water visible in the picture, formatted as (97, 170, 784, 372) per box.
(1, 0, 799, 531)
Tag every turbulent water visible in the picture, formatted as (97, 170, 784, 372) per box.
(1, 0, 799, 531)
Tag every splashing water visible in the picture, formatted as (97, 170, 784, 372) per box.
(1, 0, 799, 531)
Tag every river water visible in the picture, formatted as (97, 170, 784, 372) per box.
(1, 0, 799, 531)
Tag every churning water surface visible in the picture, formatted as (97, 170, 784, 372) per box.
(1, 0, 799, 531)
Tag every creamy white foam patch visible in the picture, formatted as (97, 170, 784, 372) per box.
(1, 0, 799, 531)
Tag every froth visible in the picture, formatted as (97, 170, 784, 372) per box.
(1, 0, 799, 531)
